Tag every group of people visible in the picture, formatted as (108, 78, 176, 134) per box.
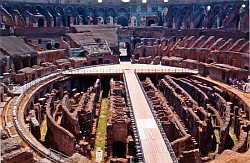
(228, 77, 249, 93)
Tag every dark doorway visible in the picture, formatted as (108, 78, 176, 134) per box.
(92, 61, 96, 65)
(209, 60, 213, 64)
(67, 16, 71, 26)
(31, 57, 37, 66)
(222, 71, 225, 81)
(46, 43, 52, 50)
(38, 18, 44, 27)
(113, 141, 126, 158)
(148, 19, 155, 26)
(54, 43, 60, 48)
(118, 16, 128, 26)
(98, 58, 103, 64)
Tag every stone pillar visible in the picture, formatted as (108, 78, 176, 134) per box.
(79, 16, 83, 25)
(44, 19, 47, 27)
(163, 17, 167, 27)
(51, 17, 54, 27)
(70, 17, 74, 26)
(217, 16, 220, 28)
(26, 17, 29, 27)
(172, 22, 176, 29)
(190, 22, 194, 29)
(114, 17, 118, 25)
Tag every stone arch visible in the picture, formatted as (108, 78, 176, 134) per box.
(86, 8, 95, 17)
(35, 5, 43, 13)
(147, 19, 155, 26)
(24, 5, 32, 13)
(86, 8, 96, 24)
(214, 5, 222, 15)
(45, 6, 53, 14)
(55, 6, 64, 15)
(171, 7, 179, 17)
(107, 8, 116, 17)
(224, 4, 233, 11)
(2, 4, 10, 12)
(118, 16, 128, 26)
(56, 7, 65, 26)
(13, 5, 21, 12)
(118, 8, 128, 14)
(97, 8, 105, 15)
(65, 7, 75, 26)
(182, 7, 189, 15)
(65, 6, 74, 16)
(77, 7, 84, 15)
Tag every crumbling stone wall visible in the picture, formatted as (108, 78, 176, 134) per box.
(142, 77, 201, 163)
(106, 79, 136, 162)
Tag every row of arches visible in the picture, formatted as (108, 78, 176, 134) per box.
(3, 4, 130, 18)
(1, 2, 248, 28)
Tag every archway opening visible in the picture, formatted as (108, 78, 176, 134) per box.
(46, 43, 52, 50)
(118, 16, 128, 26)
(54, 43, 60, 49)
(113, 141, 126, 158)
(38, 18, 44, 27)
(148, 19, 155, 26)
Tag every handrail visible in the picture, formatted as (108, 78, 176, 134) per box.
(123, 71, 146, 163)
(13, 72, 63, 162)
(134, 71, 179, 163)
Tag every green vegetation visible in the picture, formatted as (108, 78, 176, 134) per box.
(207, 129, 220, 158)
(40, 114, 47, 141)
(93, 98, 109, 162)
(214, 129, 220, 144)
(229, 127, 238, 145)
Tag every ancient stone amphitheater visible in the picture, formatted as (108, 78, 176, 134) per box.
(0, 0, 249, 163)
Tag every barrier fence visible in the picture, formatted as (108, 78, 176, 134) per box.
(123, 72, 146, 163)
(134, 71, 179, 163)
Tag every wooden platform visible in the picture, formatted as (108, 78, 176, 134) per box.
(124, 70, 173, 163)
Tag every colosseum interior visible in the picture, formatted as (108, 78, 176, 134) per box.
(0, 0, 249, 163)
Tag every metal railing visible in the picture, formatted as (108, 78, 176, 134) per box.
(134, 71, 179, 163)
(123, 72, 146, 163)
(135, 68, 197, 74)
(64, 68, 124, 75)
(13, 71, 64, 162)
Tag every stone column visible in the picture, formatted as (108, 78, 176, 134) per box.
(70, 17, 74, 26)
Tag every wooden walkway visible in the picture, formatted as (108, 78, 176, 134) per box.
(124, 70, 173, 163)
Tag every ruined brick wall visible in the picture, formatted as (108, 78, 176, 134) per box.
(159, 76, 214, 157)
(141, 77, 200, 162)
(45, 96, 77, 156)
(106, 79, 135, 161)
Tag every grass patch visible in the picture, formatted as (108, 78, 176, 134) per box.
(229, 127, 238, 145)
(214, 129, 220, 144)
(93, 98, 109, 162)
(40, 114, 47, 141)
